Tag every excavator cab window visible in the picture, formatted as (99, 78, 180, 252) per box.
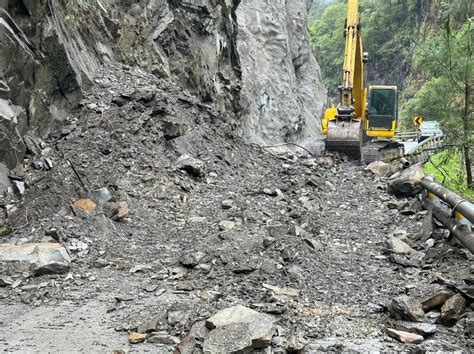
(367, 88, 397, 130)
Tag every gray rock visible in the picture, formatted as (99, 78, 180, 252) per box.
(162, 121, 188, 140)
(386, 236, 414, 254)
(204, 305, 277, 352)
(137, 319, 158, 334)
(0, 242, 71, 276)
(388, 295, 425, 322)
(385, 328, 424, 344)
(439, 294, 467, 326)
(365, 161, 390, 177)
(176, 154, 205, 177)
(0, 162, 11, 196)
(421, 290, 454, 311)
(393, 322, 436, 337)
(221, 199, 233, 210)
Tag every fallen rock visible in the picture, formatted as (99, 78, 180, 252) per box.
(365, 161, 390, 177)
(221, 199, 233, 209)
(204, 305, 277, 353)
(73, 198, 97, 213)
(0, 243, 71, 276)
(147, 333, 180, 345)
(388, 295, 425, 322)
(263, 283, 300, 302)
(176, 154, 205, 177)
(177, 321, 209, 354)
(304, 238, 322, 251)
(387, 164, 425, 197)
(386, 236, 414, 254)
(162, 121, 188, 140)
(439, 294, 467, 326)
(421, 290, 454, 311)
(218, 220, 235, 231)
(0, 275, 14, 286)
(393, 322, 436, 337)
(385, 328, 424, 344)
(128, 332, 146, 344)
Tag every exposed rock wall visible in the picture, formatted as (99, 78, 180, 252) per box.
(0, 0, 326, 169)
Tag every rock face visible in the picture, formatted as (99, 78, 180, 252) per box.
(236, 0, 326, 150)
(0, 0, 326, 169)
(0, 242, 71, 276)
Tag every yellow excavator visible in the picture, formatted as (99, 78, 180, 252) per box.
(322, 0, 400, 161)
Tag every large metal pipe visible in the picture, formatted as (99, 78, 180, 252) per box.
(421, 176, 474, 224)
(422, 198, 474, 254)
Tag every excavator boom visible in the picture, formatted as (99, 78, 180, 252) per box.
(322, 0, 399, 161)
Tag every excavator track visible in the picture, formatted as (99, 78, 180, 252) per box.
(325, 120, 362, 160)
(361, 141, 404, 163)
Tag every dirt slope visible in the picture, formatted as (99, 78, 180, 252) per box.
(0, 65, 471, 353)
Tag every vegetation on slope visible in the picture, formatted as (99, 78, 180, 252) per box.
(309, 0, 473, 190)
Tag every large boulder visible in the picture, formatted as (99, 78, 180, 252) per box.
(0, 242, 71, 276)
(204, 305, 278, 353)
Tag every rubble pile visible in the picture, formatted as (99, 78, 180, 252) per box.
(0, 66, 472, 352)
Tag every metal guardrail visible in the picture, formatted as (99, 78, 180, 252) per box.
(421, 175, 474, 253)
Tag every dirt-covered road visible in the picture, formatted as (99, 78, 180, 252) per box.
(0, 65, 471, 353)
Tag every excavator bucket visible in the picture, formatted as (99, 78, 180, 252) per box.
(325, 120, 362, 159)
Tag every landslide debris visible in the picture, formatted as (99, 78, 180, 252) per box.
(0, 65, 472, 352)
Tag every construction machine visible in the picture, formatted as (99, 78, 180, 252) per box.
(322, 0, 400, 161)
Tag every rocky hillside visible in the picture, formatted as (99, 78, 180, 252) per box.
(0, 0, 326, 171)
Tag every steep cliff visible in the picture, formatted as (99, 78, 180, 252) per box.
(0, 0, 326, 169)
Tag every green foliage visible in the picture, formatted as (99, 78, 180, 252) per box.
(424, 151, 474, 201)
(309, 2, 347, 95)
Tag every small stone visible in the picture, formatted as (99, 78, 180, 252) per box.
(137, 319, 158, 334)
(388, 295, 425, 322)
(144, 284, 158, 293)
(221, 199, 233, 210)
(263, 284, 300, 302)
(262, 188, 276, 196)
(147, 333, 180, 345)
(176, 154, 205, 177)
(128, 332, 146, 344)
(218, 220, 235, 231)
(365, 161, 390, 177)
(421, 290, 454, 311)
(263, 237, 276, 248)
(394, 322, 436, 336)
(288, 225, 302, 237)
(167, 307, 192, 326)
(439, 294, 467, 326)
(93, 258, 109, 268)
(266, 224, 287, 238)
(162, 121, 188, 140)
(73, 199, 97, 213)
(303, 238, 322, 251)
(129, 264, 152, 273)
(12, 181, 25, 195)
(91, 187, 113, 205)
(385, 328, 424, 344)
(386, 236, 414, 254)
(0, 276, 14, 286)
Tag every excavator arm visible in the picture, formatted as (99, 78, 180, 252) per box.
(322, 0, 399, 161)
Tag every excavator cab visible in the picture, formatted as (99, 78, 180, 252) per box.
(366, 86, 398, 138)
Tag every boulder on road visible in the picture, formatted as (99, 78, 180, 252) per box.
(204, 305, 277, 353)
(0, 242, 71, 276)
(439, 294, 467, 326)
(365, 161, 390, 177)
(176, 154, 205, 177)
(387, 164, 425, 197)
(385, 328, 424, 344)
(388, 295, 425, 322)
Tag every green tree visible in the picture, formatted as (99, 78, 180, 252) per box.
(406, 19, 473, 187)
